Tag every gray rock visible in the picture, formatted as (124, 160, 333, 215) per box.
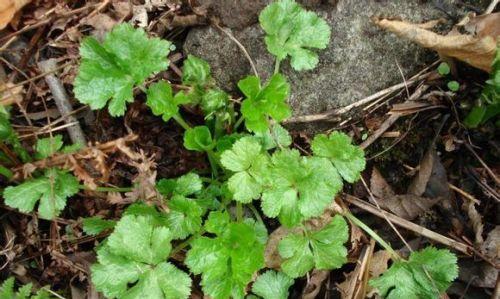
(184, 0, 467, 119)
(201, 0, 269, 29)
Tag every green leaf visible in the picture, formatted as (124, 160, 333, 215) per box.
(0, 278, 54, 299)
(82, 216, 116, 235)
(183, 126, 214, 152)
(278, 215, 348, 278)
(215, 133, 246, 153)
(255, 124, 292, 150)
(204, 210, 230, 236)
(182, 55, 211, 87)
(3, 168, 79, 219)
(146, 81, 178, 122)
(464, 105, 487, 128)
(220, 137, 269, 203)
(185, 214, 266, 299)
(311, 131, 365, 183)
(465, 46, 500, 127)
(252, 270, 294, 299)
(437, 62, 450, 76)
(0, 278, 15, 299)
(91, 215, 192, 299)
(447, 81, 460, 92)
(157, 172, 203, 197)
(35, 135, 64, 159)
(238, 74, 291, 133)
(261, 149, 342, 227)
(201, 89, 229, 116)
(166, 195, 203, 239)
(61, 143, 83, 154)
(259, 0, 331, 70)
(74, 23, 171, 116)
(370, 247, 458, 299)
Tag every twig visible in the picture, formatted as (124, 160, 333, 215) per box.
(344, 195, 472, 255)
(485, 0, 499, 13)
(37, 59, 86, 145)
(285, 72, 432, 123)
(448, 183, 480, 205)
(213, 23, 259, 77)
(360, 177, 413, 252)
(464, 142, 500, 186)
(360, 114, 401, 149)
(0, 61, 73, 93)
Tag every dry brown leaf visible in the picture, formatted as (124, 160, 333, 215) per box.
(408, 147, 450, 200)
(373, 14, 500, 72)
(302, 270, 330, 299)
(0, 0, 30, 29)
(370, 168, 395, 199)
(462, 200, 484, 245)
(368, 250, 392, 279)
(377, 194, 439, 220)
(84, 13, 117, 39)
(124, 152, 162, 204)
(370, 168, 439, 220)
(264, 226, 291, 269)
(481, 226, 500, 260)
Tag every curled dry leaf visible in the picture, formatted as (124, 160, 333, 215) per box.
(264, 226, 292, 269)
(302, 270, 330, 299)
(370, 168, 439, 220)
(462, 200, 484, 245)
(481, 226, 500, 260)
(408, 147, 451, 200)
(338, 242, 375, 299)
(124, 152, 162, 204)
(373, 13, 500, 72)
(0, 0, 31, 29)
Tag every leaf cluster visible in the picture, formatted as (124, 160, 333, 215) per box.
(0, 277, 54, 299)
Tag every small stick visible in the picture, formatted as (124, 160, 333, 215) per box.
(214, 23, 259, 77)
(344, 194, 472, 255)
(485, 0, 499, 14)
(37, 59, 86, 145)
(360, 113, 401, 149)
(464, 142, 500, 186)
(285, 72, 432, 123)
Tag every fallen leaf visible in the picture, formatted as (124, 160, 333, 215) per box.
(124, 152, 162, 204)
(264, 226, 291, 269)
(368, 250, 392, 279)
(377, 194, 439, 220)
(408, 147, 451, 200)
(302, 270, 329, 299)
(481, 226, 500, 260)
(373, 13, 500, 72)
(0, 0, 31, 29)
(370, 168, 439, 220)
(458, 259, 498, 288)
(84, 13, 117, 39)
(338, 242, 375, 299)
(370, 167, 395, 199)
(462, 200, 484, 245)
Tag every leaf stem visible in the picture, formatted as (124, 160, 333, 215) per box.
(248, 203, 264, 226)
(274, 59, 281, 74)
(344, 212, 400, 259)
(171, 229, 206, 256)
(0, 164, 13, 179)
(206, 149, 219, 177)
(234, 115, 244, 131)
(79, 185, 133, 193)
(172, 114, 191, 131)
(236, 202, 243, 222)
